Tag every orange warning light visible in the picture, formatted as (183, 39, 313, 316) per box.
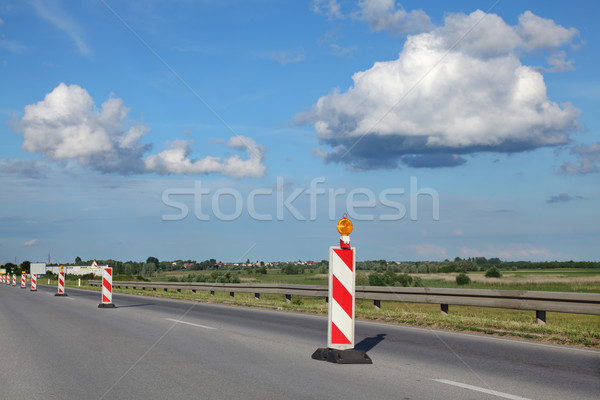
(337, 215, 353, 236)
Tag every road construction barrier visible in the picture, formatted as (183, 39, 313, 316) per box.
(98, 267, 115, 308)
(21, 274, 26, 289)
(328, 247, 356, 350)
(12, 274, 16, 286)
(55, 271, 67, 296)
(31, 274, 37, 292)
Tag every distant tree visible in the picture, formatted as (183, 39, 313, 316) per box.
(75, 256, 82, 264)
(146, 256, 159, 266)
(142, 263, 156, 277)
(20, 261, 31, 273)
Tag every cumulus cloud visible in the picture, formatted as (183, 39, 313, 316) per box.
(144, 136, 266, 178)
(516, 11, 579, 50)
(299, 10, 581, 169)
(558, 142, 600, 175)
(354, 0, 433, 35)
(20, 83, 151, 174)
(17, 83, 266, 179)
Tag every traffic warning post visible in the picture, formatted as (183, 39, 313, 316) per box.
(55, 266, 68, 297)
(312, 216, 372, 364)
(30, 274, 37, 292)
(98, 267, 116, 308)
(12, 274, 16, 286)
(20, 273, 26, 289)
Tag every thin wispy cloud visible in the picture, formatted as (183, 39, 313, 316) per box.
(272, 51, 306, 65)
(546, 193, 582, 204)
(30, 0, 92, 56)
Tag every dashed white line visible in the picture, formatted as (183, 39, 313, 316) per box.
(166, 318, 216, 330)
(431, 379, 533, 400)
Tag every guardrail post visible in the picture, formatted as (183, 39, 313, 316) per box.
(285, 294, 292, 303)
(374, 300, 381, 309)
(441, 304, 449, 315)
(536, 310, 546, 325)
(254, 293, 260, 300)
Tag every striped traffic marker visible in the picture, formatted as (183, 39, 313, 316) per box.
(98, 267, 115, 308)
(328, 247, 356, 349)
(12, 274, 16, 286)
(55, 270, 68, 296)
(30, 274, 37, 292)
(312, 216, 372, 364)
(21, 274, 26, 289)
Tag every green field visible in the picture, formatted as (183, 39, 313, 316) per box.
(54, 267, 600, 348)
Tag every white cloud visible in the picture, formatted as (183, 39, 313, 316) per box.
(20, 83, 150, 173)
(299, 10, 581, 169)
(310, 0, 344, 20)
(18, 83, 267, 179)
(144, 136, 266, 178)
(545, 50, 575, 72)
(558, 142, 600, 175)
(354, 0, 433, 35)
(272, 51, 306, 65)
(23, 239, 40, 247)
(517, 11, 579, 50)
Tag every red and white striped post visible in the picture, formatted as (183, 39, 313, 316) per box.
(328, 247, 356, 349)
(312, 215, 372, 364)
(98, 267, 115, 308)
(1, 275, 5, 284)
(31, 274, 37, 292)
(12, 274, 16, 286)
(55, 265, 67, 297)
(21, 273, 26, 289)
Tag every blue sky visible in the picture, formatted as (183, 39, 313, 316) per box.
(1, 0, 599, 264)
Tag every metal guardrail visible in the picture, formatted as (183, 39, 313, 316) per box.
(88, 280, 600, 324)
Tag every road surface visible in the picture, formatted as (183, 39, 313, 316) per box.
(1, 283, 598, 399)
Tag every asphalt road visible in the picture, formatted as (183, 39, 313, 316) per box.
(1, 283, 598, 400)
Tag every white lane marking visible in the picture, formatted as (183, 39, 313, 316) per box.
(432, 379, 533, 400)
(166, 318, 216, 330)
